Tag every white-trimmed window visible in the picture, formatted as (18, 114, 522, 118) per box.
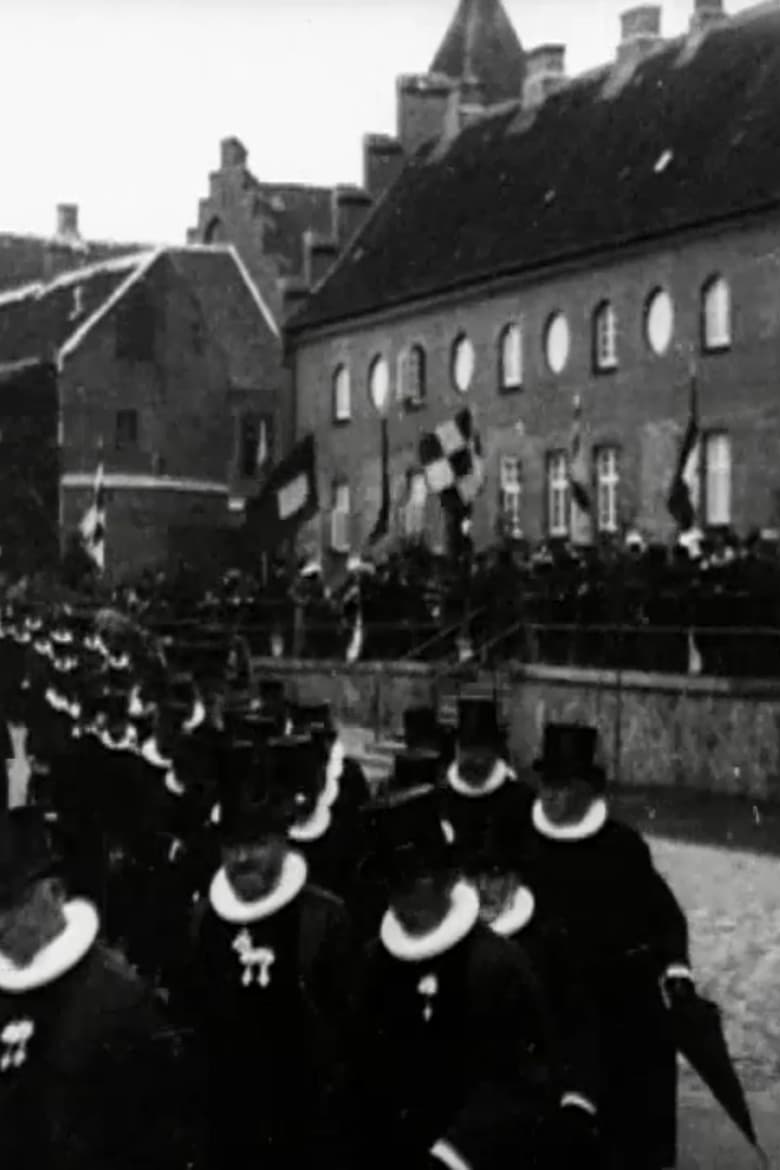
(544, 312, 571, 375)
(593, 301, 618, 372)
(451, 333, 475, 393)
(704, 432, 731, 526)
(332, 364, 351, 423)
(645, 288, 674, 355)
(403, 472, 428, 537)
(499, 322, 523, 391)
(702, 276, 731, 352)
(547, 452, 569, 537)
(596, 446, 620, 533)
(330, 480, 351, 551)
(398, 344, 427, 408)
(499, 455, 523, 536)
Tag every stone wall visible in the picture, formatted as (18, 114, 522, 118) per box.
(254, 657, 780, 802)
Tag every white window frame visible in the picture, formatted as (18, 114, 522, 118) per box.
(398, 344, 426, 407)
(595, 446, 620, 534)
(547, 452, 569, 537)
(704, 432, 731, 526)
(544, 312, 571, 375)
(594, 302, 618, 372)
(499, 455, 523, 536)
(702, 276, 731, 352)
(499, 322, 523, 391)
(332, 364, 351, 423)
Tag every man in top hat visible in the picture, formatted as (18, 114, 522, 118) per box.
(187, 747, 358, 1170)
(354, 784, 559, 1170)
(0, 807, 178, 1170)
(439, 698, 534, 886)
(288, 701, 370, 824)
(403, 706, 454, 769)
(524, 722, 693, 1170)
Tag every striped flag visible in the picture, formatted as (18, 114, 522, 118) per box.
(668, 375, 701, 531)
(79, 462, 106, 572)
(569, 396, 592, 514)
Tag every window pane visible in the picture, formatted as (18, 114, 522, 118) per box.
(704, 278, 731, 349)
(547, 452, 569, 535)
(706, 433, 731, 525)
(333, 366, 351, 420)
(595, 303, 618, 370)
(500, 324, 523, 389)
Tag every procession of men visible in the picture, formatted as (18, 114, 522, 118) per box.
(0, 600, 761, 1169)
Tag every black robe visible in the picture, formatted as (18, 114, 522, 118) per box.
(0, 922, 178, 1170)
(438, 765, 534, 878)
(523, 811, 690, 1170)
(189, 878, 358, 1170)
(355, 915, 556, 1170)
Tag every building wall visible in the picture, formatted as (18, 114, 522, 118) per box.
(293, 214, 780, 554)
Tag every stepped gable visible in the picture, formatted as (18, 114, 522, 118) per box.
(290, 4, 780, 332)
(430, 0, 525, 103)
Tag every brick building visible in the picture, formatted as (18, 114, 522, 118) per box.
(187, 0, 525, 325)
(287, 0, 780, 561)
(0, 245, 285, 578)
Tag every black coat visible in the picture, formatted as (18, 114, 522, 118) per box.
(438, 771, 534, 876)
(189, 881, 358, 1170)
(355, 920, 555, 1170)
(523, 814, 689, 1170)
(0, 937, 178, 1170)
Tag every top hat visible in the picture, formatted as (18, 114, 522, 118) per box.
(456, 699, 504, 749)
(0, 808, 61, 908)
(532, 723, 605, 790)
(288, 703, 334, 739)
(388, 749, 442, 795)
(364, 786, 451, 890)
(403, 707, 450, 755)
(267, 734, 325, 818)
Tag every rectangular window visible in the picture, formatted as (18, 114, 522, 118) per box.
(705, 432, 731, 526)
(547, 451, 569, 537)
(330, 480, 351, 551)
(398, 347, 427, 409)
(114, 409, 139, 451)
(596, 446, 620, 533)
(499, 455, 523, 536)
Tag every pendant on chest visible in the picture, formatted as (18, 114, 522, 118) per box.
(232, 929, 276, 988)
(1, 1018, 35, 1073)
(417, 973, 439, 1023)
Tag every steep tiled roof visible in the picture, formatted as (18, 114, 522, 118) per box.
(252, 182, 333, 278)
(430, 0, 525, 104)
(0, 233, 149, 295)
(290, 5, 780, 333)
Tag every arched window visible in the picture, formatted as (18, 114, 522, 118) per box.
(701, 276, 731, 351)
(204, 217, 226, 244)
(544, 312, 571, 375)
(332, 364, 351, 423)
(645, 288, 674, 355)
(451, 333, 475, 393)
(498, 322, 523, 391)
(593, 301, 618, 372)
(368, 355, 390, 413)
(398, 344, 427, 407)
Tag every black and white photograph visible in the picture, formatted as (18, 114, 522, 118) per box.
(0, 0, 778, 1165)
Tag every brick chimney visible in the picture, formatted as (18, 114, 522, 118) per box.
(397, 73, 459, 156)
(332, 186, 373, 249)
(55, 203, 80, 242)
(690, 0, 726, 33)
(618, 6, 662, 66)
(522, 45, 567, 110)
(303, 231, 338, 289)
(220, 136, 248, 169)
(363, 134, 405, 200)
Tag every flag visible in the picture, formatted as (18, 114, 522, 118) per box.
(79, 462, 106, 572)
(668, 375, 701, 530)
(419, 407, 484, 516)
(243, 433, 318, 553)
(569, 396, 592, 514)
(368, 417, 390, 545)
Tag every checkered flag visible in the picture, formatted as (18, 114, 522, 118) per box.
(419, 408, 484, 513)
(79, 462, 106, 572)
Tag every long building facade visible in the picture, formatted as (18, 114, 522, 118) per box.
(287, 0, 780, 562)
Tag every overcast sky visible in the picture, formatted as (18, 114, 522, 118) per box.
(0, 0, 754, 243)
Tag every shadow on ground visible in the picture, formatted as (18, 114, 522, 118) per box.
(610, 787, 780, 857)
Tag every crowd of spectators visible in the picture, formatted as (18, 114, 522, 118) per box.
(7, 527, 780, 678)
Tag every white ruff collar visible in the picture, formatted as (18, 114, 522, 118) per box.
(324, 738, 345, 807)
(107, 654, 130, 671)
(99, 729, 137, 753)
(209, 851, 308, 925)
(381, 881, 480, 962)
(447, 758, 515, 799)
(45, 688, 68, 713)
(532, 797, 608, 842)
(289, 797, 332, 842)
(165, 769, 186, 796)
(489, 885, 535, 938)
(182, 700, 206, 733)
(140, 738, 172, 769)
(0, 900, 98, 993)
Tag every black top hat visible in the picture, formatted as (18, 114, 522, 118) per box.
(533, 723, 605, 790)
(267, 734, 324, 813)
(288, 703, 334, 738)
(388, 749, 442, 795)
(457, 698, 504, 748)
(0, 808, 61, 908)
(403, 707, 448, 752)
(366, 786, 451, 890)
